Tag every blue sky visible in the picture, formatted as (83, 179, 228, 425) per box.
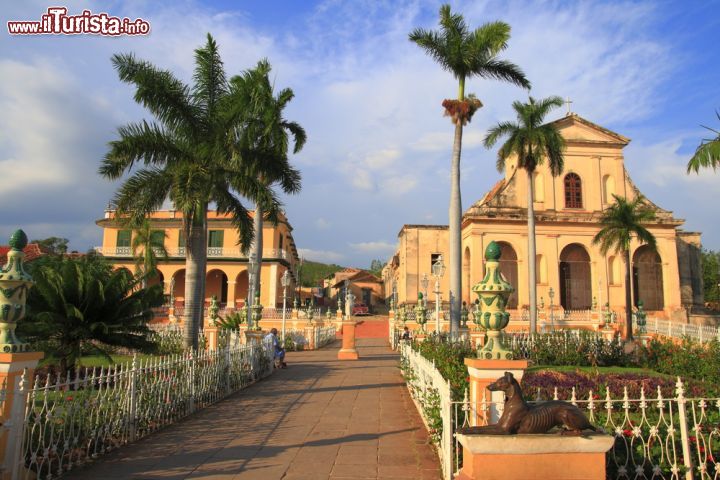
(1, 0, 719, 268)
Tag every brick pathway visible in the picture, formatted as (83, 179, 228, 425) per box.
(65, 338, 441, 480)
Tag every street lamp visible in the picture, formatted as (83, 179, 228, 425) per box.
(432, 255, 446, 334)
(420, 273, 429, 308)
(281, 269, 291, 340)
(548, 287, 555, 332)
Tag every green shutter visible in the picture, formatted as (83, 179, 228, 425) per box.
(150, 230, 165, 246)
(117, 230, 131, 247)
(178, 230, 185, 247)
(208, 230, 224, 248)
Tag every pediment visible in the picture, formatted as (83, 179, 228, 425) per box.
(551, 114, 630, 146)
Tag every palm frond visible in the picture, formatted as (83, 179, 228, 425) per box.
(192, 33, 228, 117)
(111, 53, 198, 134)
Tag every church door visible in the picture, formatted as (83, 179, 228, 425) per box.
(633, 246, 664, 310)
(559, 244, 592, 310)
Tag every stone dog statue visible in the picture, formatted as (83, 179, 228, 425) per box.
(460, 372, 596, 435)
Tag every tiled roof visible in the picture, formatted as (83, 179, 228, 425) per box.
(0, 244, 48, 265)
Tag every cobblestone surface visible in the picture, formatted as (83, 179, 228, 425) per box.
(66, 336, 441, 480)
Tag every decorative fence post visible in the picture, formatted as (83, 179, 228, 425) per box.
(0, 230, 44, 480)
(128, 354, 139, 443)
(189, 350, 196, 414)
(675, 377, 694, 480)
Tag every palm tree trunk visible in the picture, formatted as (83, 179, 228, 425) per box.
(251, 205, 263, 308)
(448, 121, 463, 339)
(184, 202, 208, 350)
(624, 248, 633, 340)
(526, 170, 537, 333)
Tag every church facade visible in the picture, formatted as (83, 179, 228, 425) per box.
(383, 113, 704, 321)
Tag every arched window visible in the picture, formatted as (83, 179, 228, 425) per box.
(602, 175, 615, 204)
(564, 173, 583, 209)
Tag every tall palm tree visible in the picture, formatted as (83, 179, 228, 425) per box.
(410, 5, 530, 338)
(100, 34, 281, 350)
(484, 96, 566, 333)
(231, 60, 304, 305)
(592, 195, 656, 341)
(131, 218, 169, 288)
(687, 111, 720, 174)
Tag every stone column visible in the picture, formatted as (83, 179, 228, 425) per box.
(0, 230, 44, 479)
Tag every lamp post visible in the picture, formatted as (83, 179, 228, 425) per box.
(281, 270, 290, 340)
(548, 287, 555, 332)
(420, 273, 429, 308)
(432, 255, 445, 334)
(248, 252, 258, 329)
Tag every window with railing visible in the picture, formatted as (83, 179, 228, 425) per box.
(116, 229, 131, 247)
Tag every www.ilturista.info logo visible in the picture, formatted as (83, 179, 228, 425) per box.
(8, 7, 150, 36)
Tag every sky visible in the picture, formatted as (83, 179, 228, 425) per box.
(1, 0, 719, 268)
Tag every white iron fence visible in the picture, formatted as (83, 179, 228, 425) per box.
(399, 342, 453, 480)
(647, 318, 720, 344)
(451, 382, 720, 480)
(400, 341, 720, 480)
(7, 339, 274, 479)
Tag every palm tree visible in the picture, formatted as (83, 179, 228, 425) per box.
(22, 255, 164, 373)
(130, 218, 169, 288)
(687, 111, 720, 174)
(592, 195, 657, 341)
(100, 34, 281, 350)
(231, 60, 304, 304)
(410, 5, 530, 337)
(484, 96, 566, 333)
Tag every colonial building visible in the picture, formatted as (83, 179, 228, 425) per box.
(326, 268, 384, 311)
(95, 209, 300, 308)
(384, 113, 705, 321)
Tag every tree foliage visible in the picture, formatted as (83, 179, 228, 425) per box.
(687, 111, 720, 174)
(30, 237, 69, 255)
(369, 259, 384, 276)
(99, 34, 285, 349)
(702, 248, 720, 305)
(21, 255, 163, 372)
(593, 195, 657, 340)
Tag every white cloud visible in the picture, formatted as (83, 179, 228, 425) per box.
(314, 217, 331, 230)
(349, 241, 396, 254)
(297, 248, 344, 263)
(626, 136, 720, 188)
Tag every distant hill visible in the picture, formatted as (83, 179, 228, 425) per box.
(299, 260, 345, 287)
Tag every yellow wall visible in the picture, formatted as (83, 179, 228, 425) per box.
(96, 210, 299, 308)
(386, 115, 693, 320)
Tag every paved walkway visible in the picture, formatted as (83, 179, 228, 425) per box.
(66, 337, 441, 480)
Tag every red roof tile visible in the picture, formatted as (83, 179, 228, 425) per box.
(0, 244, 48, 265)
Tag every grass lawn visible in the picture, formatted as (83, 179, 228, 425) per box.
(40, 354, 161, 368)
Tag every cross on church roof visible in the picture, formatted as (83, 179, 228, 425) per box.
(565, 97, 573, 116)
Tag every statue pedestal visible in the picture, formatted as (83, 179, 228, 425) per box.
(465, 358, 529, 426)
(337, 320, 359, 360)
(455, 433, 614, 480)
(245, 330, 264, 345)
